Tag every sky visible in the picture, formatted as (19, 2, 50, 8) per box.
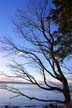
(0, 0, 71, 83)
(0, 0, 28, 35)
(0, 0, 45, 82)
(0, 0, 28, 76)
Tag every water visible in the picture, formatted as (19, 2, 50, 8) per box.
(0, 83, 64, 107)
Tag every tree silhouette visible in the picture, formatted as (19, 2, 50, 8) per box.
(51, 0, 72, 34)
(1, 0, 72, 108)
(47, 0, 72, 60)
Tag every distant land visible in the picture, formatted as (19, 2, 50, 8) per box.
(0, 81, 31, 84)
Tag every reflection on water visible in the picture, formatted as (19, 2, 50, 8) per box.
(0, 83, 64, 107)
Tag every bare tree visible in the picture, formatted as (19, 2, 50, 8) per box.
(1, 0, 72, 108)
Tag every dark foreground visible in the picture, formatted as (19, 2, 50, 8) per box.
(43, 104, 72, 108)
(0, 104, 72, 108)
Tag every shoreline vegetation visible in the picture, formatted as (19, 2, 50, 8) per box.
(43, 103, 72, 108)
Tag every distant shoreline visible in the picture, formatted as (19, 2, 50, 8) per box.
(0, 81, 43, 85)
(0, 81, 32, 84)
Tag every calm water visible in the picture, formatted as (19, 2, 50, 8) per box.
(0, 83, 65, 107)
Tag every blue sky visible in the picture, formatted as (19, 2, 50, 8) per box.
(0, 0, 28, 75)
(0, 0, 28, 35)
(0, 0, 45, 81)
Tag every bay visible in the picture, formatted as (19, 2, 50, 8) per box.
(0, 83, 65, 107)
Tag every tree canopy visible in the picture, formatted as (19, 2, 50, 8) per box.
(51, 0, 72, 34)
(48, 0, 72, 61)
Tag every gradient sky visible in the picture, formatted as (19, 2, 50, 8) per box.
(0, 0, 28, 75)
(0, 0, 46, 82)
(0, 0, 71, 82)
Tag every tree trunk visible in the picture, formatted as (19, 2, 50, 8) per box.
(63, 78, 71, 108)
